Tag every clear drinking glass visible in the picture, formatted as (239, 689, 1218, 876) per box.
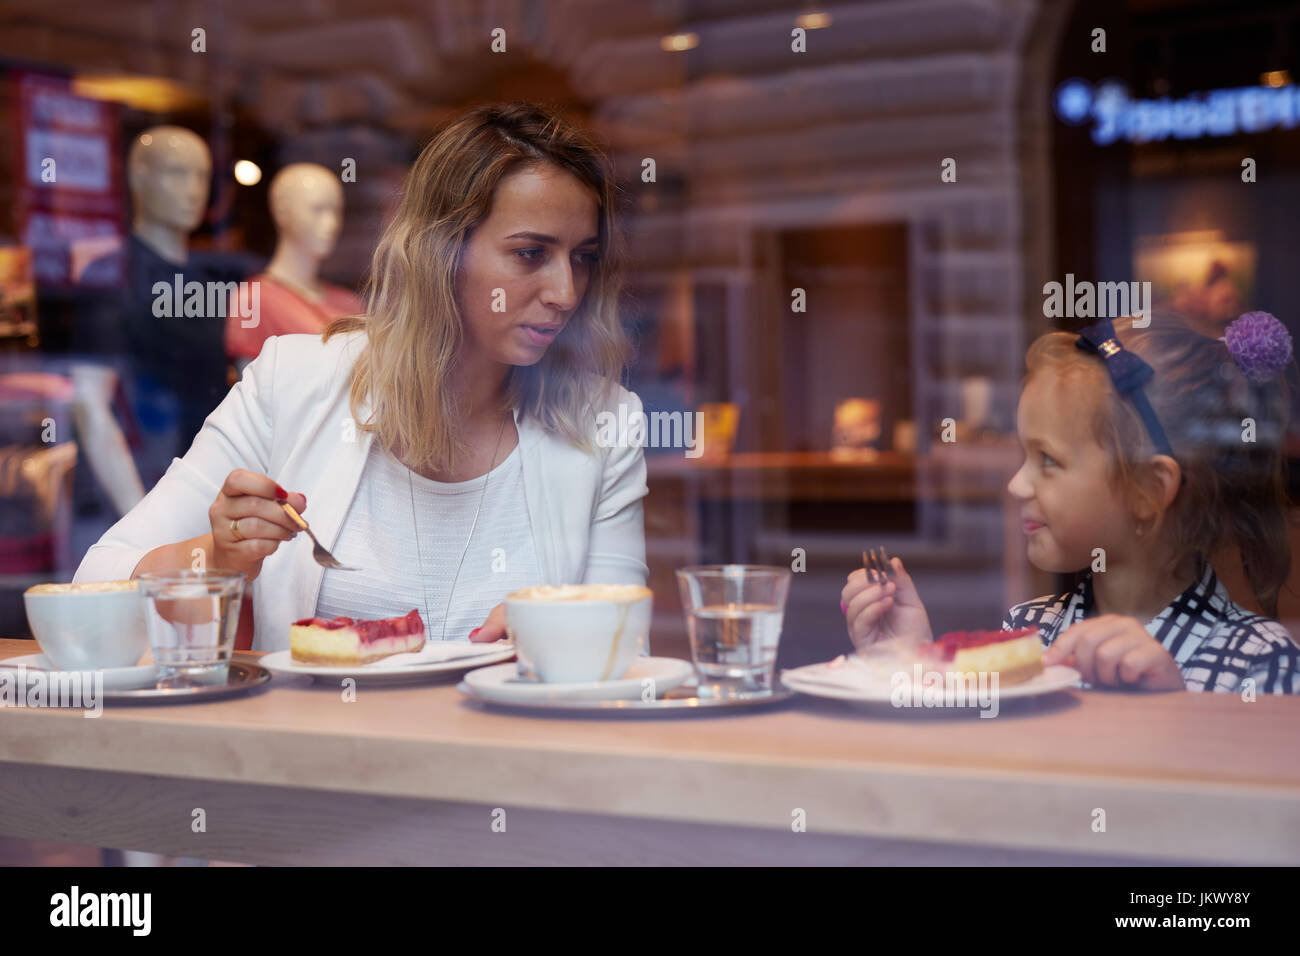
(675, 565, 792, 697)
(136, 570, 245, 686)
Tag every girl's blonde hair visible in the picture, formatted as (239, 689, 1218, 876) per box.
(325, 102, 628, 471)
(1026, 315, 1291, 616)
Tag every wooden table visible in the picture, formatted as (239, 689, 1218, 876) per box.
(1, 639, 1297, 866)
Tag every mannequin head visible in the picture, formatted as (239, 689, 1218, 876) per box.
(268, 163, 343, 261)
(127, 126, 211, 236)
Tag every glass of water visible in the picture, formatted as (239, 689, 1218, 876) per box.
(675, 565, 792, 697)
(136, 570, 245, 686)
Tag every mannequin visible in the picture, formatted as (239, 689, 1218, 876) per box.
(82, 126, 240, 485)
(128, 126, 211, 264)
(225, 163, 363, 364)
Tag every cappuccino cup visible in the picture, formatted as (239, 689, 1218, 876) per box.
(506, 583, 652, 683)
(24, 580, 149, 670)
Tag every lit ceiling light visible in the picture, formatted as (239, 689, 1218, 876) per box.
(1261, 70, 1292, 87)
(71, 74, 207, 112)
(661, 32, 699, 52)
(795, 12, 832, 29)
(234, 160, 262, 186)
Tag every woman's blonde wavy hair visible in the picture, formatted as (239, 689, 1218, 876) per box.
(324, 102, 629, 473)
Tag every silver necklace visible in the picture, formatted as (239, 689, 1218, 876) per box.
(408, 410, 510, 642)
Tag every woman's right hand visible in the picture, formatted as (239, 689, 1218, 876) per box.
(209, 470, 306, 582)
(840, 557, 933, 653)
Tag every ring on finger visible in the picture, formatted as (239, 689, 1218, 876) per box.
(231, 517, 244, 542)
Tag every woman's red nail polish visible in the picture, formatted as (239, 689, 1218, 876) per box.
(840, 600, 847, 613)
(469, 628, 481, 638)
(275, 484, 288, 501)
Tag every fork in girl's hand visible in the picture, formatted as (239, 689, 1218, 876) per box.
(862, 546, 896, 584)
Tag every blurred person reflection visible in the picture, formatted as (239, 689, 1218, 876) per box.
(1202, 260, 1243, 331)
(1180, 259, 1243, 340)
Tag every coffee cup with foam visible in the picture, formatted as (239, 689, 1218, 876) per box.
(23, 580, 149, 670)
(505, 583, 652, 683)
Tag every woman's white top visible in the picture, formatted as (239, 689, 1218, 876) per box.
(315, 441, 541, 641)
(74, 331, 649, 650)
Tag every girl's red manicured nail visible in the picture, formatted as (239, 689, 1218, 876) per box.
(840, 600, 847, 613)
(469, 627, 481, 638)
(275, 484, 288, 501)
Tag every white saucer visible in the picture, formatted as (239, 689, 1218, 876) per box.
(461, 657, 694, 703)
(781, 654, 1082, 705)
(259, 641, 516, 685)
(0, 653, 159, 692)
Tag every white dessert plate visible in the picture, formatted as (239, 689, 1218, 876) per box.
(459, 656, 694, 704)
(0, 653, 159, 692)
(781, 653, 1082, 704)
(258, 641, 515, 685)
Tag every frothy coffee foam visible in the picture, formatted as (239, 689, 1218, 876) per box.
(27, 580, 138, 595)
(509, 583, 651, 603)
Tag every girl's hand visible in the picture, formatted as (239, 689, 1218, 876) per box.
(1044, 615, 1185, 691)
(469, 603, 509, 642)
(209, 469, 307, 582)
(841, 557, 933, 653)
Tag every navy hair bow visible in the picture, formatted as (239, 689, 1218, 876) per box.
(1075, 318, 1176, 459)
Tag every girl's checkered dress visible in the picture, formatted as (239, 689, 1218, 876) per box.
(1003, 564, 1300, 694)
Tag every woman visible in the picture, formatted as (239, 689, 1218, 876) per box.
(75, 102, 649, 650)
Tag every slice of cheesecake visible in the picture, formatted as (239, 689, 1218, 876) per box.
(918, 626, 1044, 685)
(290, 609, 426, 666)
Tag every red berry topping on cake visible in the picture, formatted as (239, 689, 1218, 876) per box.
(290, 609, 426, 665)
(922, 626, 1038, 661)
(292, 609, 423, 643)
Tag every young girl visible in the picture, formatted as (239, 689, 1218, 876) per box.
(842, 311, 1300, 694)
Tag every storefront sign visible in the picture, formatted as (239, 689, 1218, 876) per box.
(1054, 77, 1300, 145)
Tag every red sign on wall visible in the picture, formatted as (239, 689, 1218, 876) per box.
(14, 72, 125, 287)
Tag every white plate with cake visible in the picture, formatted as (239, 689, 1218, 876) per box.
(260, 609, 514, 684)
(781, 627, 1082, 705)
